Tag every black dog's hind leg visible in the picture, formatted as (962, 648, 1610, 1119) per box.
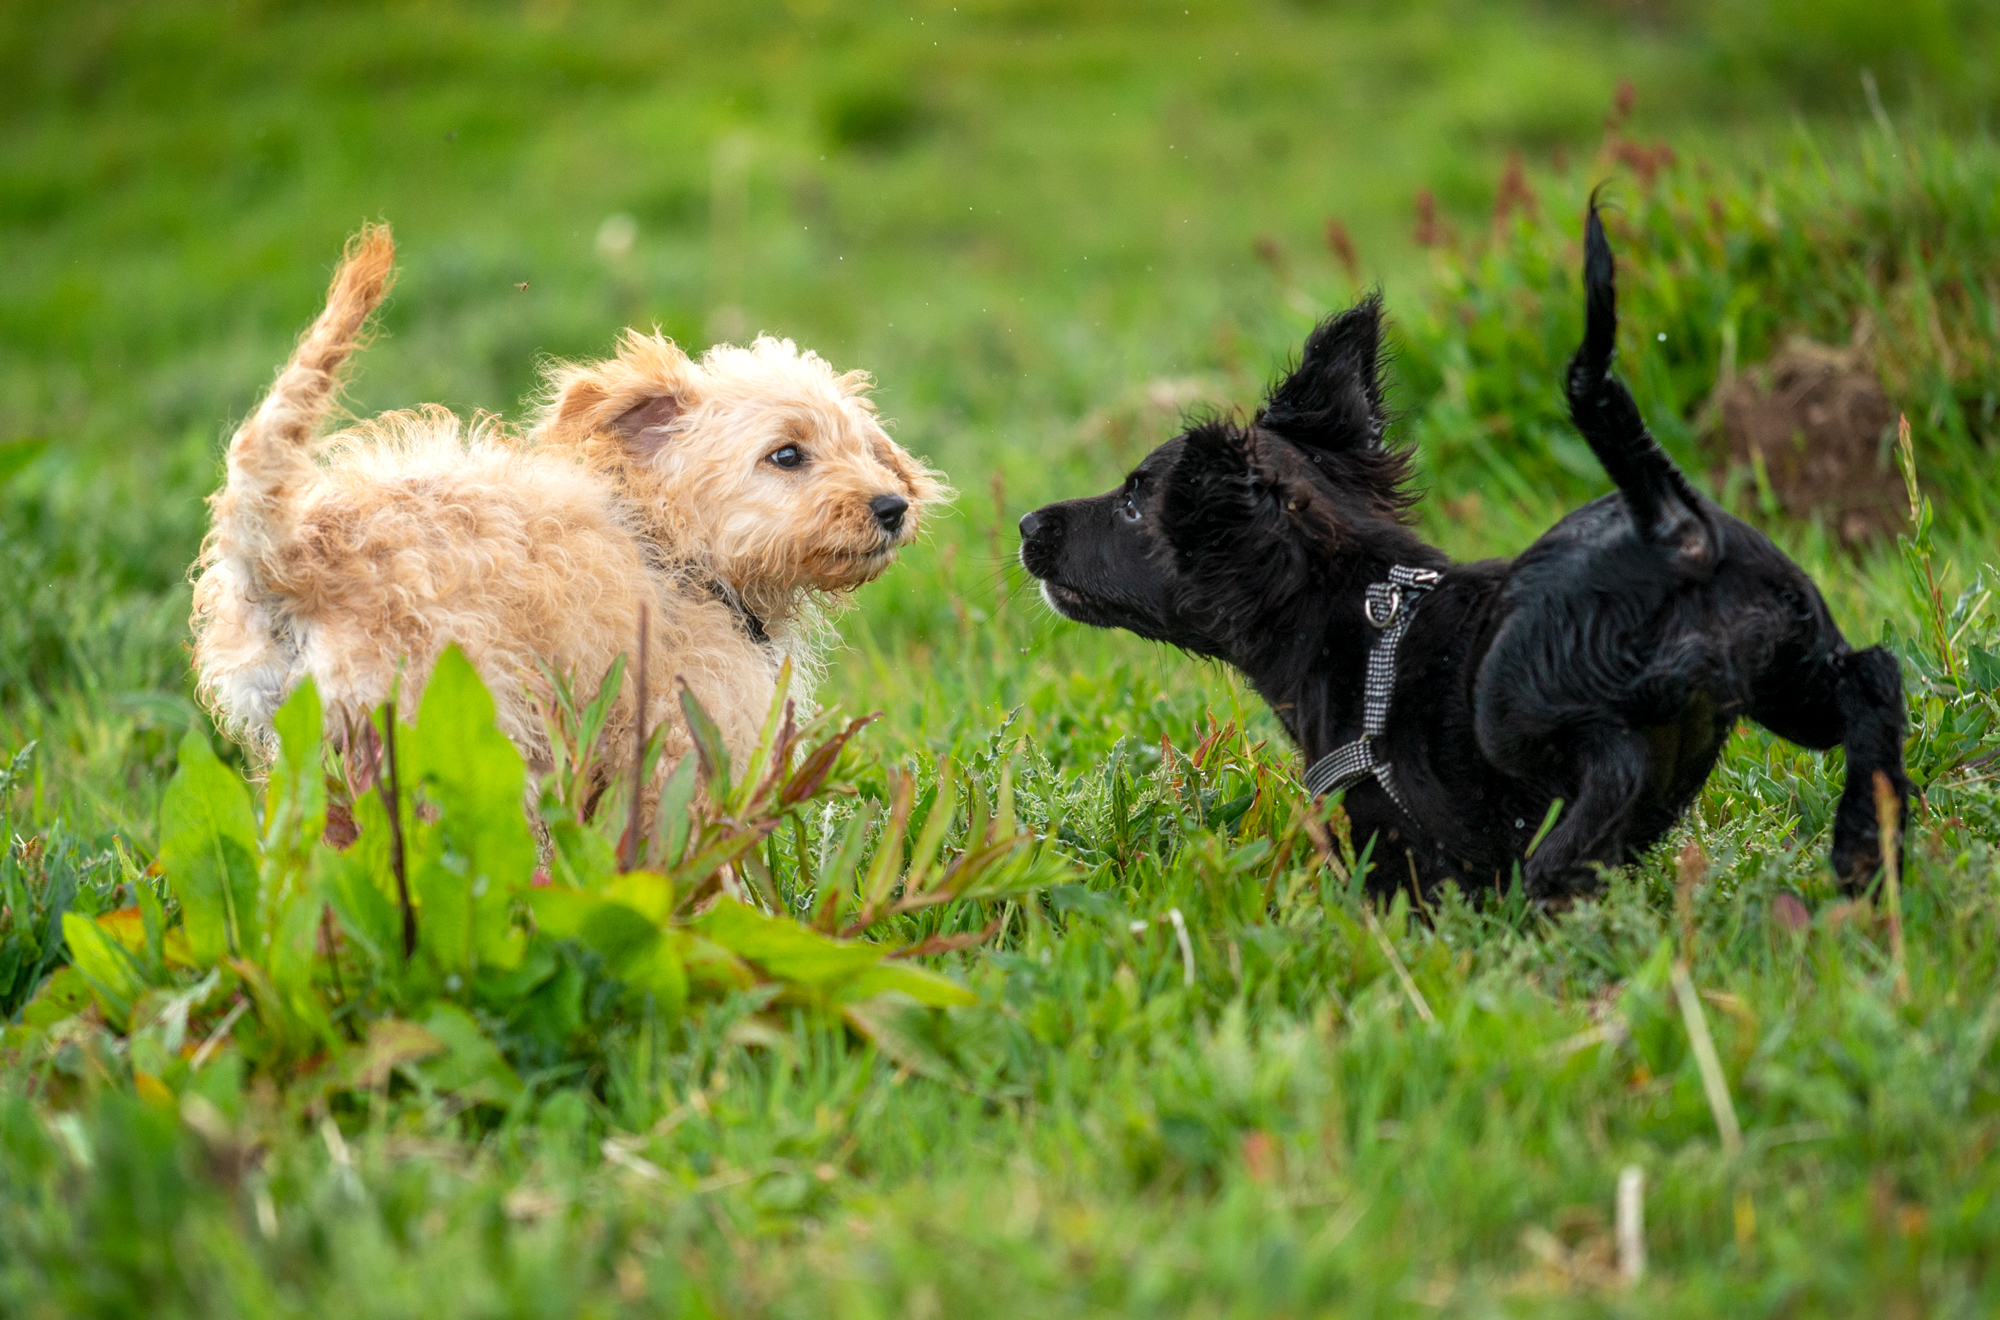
(1753, 645, 1912, 891)
(1522, 724, 1652, 899)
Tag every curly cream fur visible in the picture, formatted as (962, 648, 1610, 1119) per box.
(191, 223, 946, 786)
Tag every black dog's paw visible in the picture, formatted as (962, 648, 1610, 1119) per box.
(1829, 816, 1882, 894)
(1521, 856, 1608, 904)
(1830, 771, 1912, 894)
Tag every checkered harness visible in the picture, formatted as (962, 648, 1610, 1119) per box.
(1300, 565, 1442, 813)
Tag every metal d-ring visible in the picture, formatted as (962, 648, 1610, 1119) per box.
(1365, 585, 1403, 629)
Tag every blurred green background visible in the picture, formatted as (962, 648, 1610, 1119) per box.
(2, 0, 1996, 831)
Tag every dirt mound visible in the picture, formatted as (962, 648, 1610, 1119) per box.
(1713, 337, 1902, 543)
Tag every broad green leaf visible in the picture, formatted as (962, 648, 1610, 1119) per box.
(1968, 645, 2000, 693)
(406, 646, 534, 976)
(0, 437, 46, 485)
(732, 658, 792, 812)
(620, 936, 687, 1015)
(259, 682, 331, 994)
(694, 896, 883, 987)
(577, 653, 628, 764)
(315, 797, 401, 970)
(525, 880, 682, 1012)
(475, 938, 561, 1003)
(266, 679, 326, 848)
(903, 762, 959, 889)
(571, 900, 658, 967)
(674, 930, 755, 995)
(525, 886, 596, 941)
(158, 729, 260, 962)
(264, 872, 327, 997)
(654, 753, 699, 866)
(605, 871, 673, 923)
(679, 684, 733, 803)
(527, 890, 644, 956)
(548, 819, 619, 888)
(842, 961, 977, 1007)
(860, 774, 916, 911)
(20, 966, 91, 1028)
(418, 1003, 522, 1104)
(490, 941, 583, 1049)
(227, 954, 335, 1062)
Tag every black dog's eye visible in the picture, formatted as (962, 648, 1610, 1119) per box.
(768, 445, 805, 470)
(1118, 485, 1142, 523)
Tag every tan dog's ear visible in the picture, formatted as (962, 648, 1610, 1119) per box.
(610, 394, 683, 460)
(540, 331, 697, 458)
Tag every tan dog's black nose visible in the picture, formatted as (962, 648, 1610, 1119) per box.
(870, 494, 909, 534)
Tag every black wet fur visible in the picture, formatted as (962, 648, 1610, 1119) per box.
(1018, 203, 1911, 900)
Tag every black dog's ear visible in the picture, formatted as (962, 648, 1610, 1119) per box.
(1256, 296, 1387, 452)
(1163, 422, 1260, 561)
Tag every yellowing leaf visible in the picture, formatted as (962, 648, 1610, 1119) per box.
(62, 912, 146, 1030)
(94, 907, 146, 952)
(133, 1072, 176, 1108)
(346, 1017, 447, 1089)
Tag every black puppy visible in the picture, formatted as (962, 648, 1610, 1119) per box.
(1019, 206, 1911, 898)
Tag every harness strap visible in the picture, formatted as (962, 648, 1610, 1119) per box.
(699, 577, 770, 646)
(631, 520, 771, 648)
(1301, 564, 1441, 813)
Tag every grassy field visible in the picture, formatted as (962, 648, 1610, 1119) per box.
(5, 2, 2000, 1314)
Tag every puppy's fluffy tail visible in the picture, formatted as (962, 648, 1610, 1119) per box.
(209, 223, 396, 573)
(1567, 198, 1713, 567)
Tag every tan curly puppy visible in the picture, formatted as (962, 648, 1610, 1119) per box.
(191, 223, 944, 783)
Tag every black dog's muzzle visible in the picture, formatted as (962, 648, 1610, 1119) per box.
(1017, 507, 1065, 578)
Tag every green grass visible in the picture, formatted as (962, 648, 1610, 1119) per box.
(5, 2, 2000, 1314)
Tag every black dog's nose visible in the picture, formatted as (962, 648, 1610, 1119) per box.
(1019, 509, 1044, 541)
(870, 493, 909, 533)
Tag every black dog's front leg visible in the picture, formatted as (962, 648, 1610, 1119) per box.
(1522, 724, 1651, 899)
(1753, 643, 1912, 891)
(1828, 647, 1913, 890)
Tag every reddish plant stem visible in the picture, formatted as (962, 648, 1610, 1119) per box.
(622, 604, 650, 872)
(378, 703, 415, 959)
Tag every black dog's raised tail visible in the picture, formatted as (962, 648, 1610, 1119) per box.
(1567, 201, 1713, 567)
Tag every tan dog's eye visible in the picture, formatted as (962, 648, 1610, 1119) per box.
(768, 445, 805, 470)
